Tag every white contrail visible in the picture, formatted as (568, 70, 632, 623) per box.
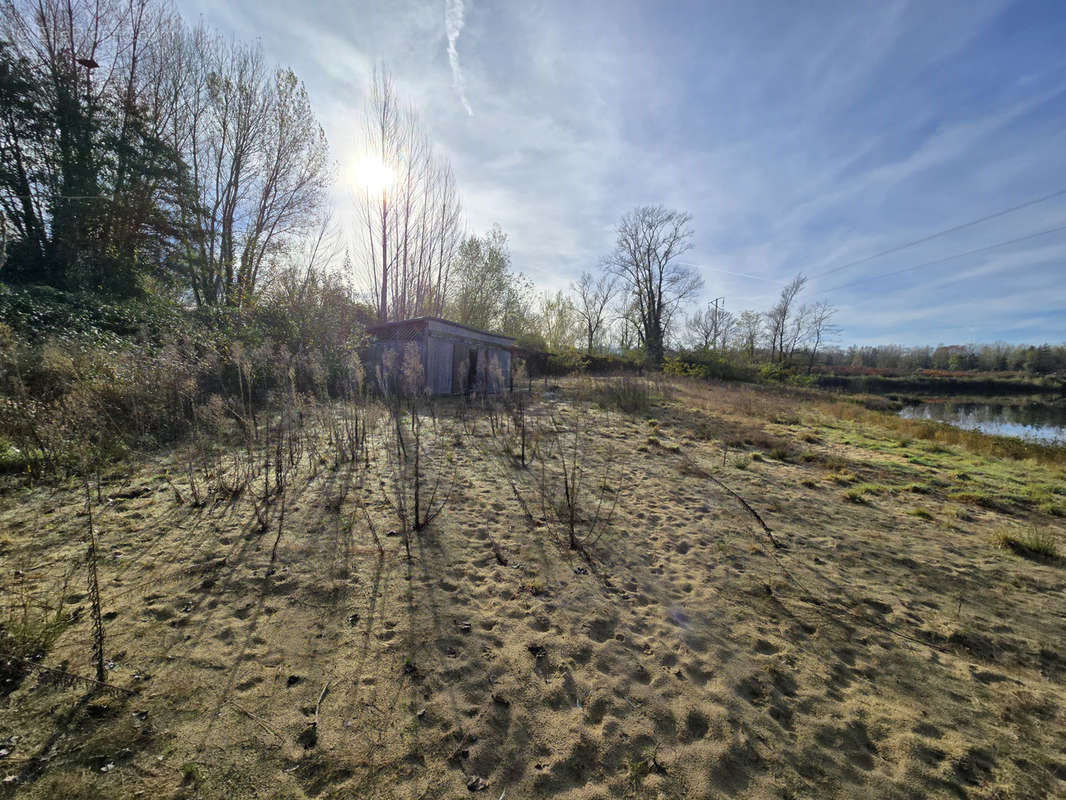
(445, 0, 473, 115)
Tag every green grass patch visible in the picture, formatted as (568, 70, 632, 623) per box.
(949, 490, 1011, 513)
(855, 482, 888, 496)
(843, 482, 892, 503)
(908, 507, 934, 520)
(995, 528, 1060, 561)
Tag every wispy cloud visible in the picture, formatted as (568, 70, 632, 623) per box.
(174, 0, 1066, 344)
(445, 0, 473, 116)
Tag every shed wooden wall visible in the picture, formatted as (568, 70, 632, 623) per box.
(370, 326, 513, 395)
(427, 338, 454, 394)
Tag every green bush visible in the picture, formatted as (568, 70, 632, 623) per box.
(0, 283, 195, 348)
(665, 351, 760, 382)
(758, 361, 793, 383)
(663, 354, 705, 378)
(547, 349, 590, 375)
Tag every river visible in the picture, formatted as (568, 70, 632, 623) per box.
(898, 400, 1066, 444)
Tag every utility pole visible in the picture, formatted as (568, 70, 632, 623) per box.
(710, 297, 724, 350)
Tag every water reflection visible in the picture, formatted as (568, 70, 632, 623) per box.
(899, 401, 1066, 444)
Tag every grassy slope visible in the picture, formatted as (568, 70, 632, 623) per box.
(1, 377, 1065, 799)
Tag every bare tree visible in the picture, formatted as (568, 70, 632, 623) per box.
(765, 273, 807, 362)
(573, 269, 616, 353)
(804, 300, 838, 371)
(357, 66, 463, 322)
(170, 25, 329, 308)
(736, 310, 762, 359)
(687, 301, 734, 351)
(783, 304, 810, 363)
(359, 65, 401, 320)
(718, 308, 736, 351)
(606, 206, 702, 366)
(614, 296, 642, 352)
(428, 159, 463, 316)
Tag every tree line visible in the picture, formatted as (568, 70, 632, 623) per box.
(0, 0, 329, 307)
(499, 206, 841, 372)
(819, 342, 1066, 375)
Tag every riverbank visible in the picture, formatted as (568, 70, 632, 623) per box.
(899, 398, 1066, 445)
(2, 377, 1064, 798)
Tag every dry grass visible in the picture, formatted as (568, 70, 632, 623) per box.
(996, 527, 1060, 561)
(1, 376, 1065, 799)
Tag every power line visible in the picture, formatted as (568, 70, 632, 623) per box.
(677, 262, 774, 282)
(824, 221, 1066, 294)
(813, 187, 1066, 278)
(677, 187, 1066, 291)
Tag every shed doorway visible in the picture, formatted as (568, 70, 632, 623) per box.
(467, 348, 478, 395)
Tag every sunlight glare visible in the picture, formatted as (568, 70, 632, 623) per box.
(355, 156, 395, 193)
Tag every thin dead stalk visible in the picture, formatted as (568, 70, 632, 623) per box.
(84, 482, 106, 683)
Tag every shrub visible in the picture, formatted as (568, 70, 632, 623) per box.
(662, 355, 705, 378)
(0, 274, 372, 478)
(255, 267, 372, 397)
(758, 362, 793, 383)
(0, 330, 199, 476)
(547, 349, 590, 375)
(844, 487, 867, 503)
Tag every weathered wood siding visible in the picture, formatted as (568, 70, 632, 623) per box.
(367, 318, 515, 396)
(427, 338, 454, 394)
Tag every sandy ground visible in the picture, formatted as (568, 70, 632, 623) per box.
(2, 377, 1065, 799)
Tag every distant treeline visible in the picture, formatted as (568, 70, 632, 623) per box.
(817, 342, 1066, 376)
(812, 373, 1063, 398)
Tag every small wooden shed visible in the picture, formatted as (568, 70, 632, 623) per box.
(367, 317, 514, 395)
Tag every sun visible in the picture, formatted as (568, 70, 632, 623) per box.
(354, 156, 395, 194)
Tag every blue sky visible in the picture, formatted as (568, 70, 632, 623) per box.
(176, 0, 1066, 346)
